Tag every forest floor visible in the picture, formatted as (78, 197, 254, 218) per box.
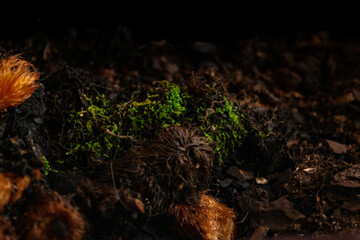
(1, 26, 360, 239)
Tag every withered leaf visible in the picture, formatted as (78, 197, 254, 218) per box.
(326, 139, 348, 154)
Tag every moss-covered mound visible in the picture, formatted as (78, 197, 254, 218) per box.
(59, 79, 257, 173)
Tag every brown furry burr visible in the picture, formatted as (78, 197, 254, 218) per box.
(0, 172, 31, 212)
(171, 193, 236, 240)
(0, 55, 40, 112)
(19, 191, 85, 240)
(76, 126, 214, 238)
(0, 216, 17, 240)
(97, 125, 214, 217)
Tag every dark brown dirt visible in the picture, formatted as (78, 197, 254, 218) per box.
(1, 22, 360, 240)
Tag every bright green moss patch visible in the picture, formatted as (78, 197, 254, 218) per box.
(66, 93, 117, 165)
(196, 97, 247, 163)
(65, 81, 188, 167)
(119, 81, 187, 134)
(184, 86, 247, 163)
(64, 80, 254, 170)
(42, 156, 58, 175)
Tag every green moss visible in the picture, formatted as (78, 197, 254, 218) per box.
(255, 130, 272, 139)
(186, 90, 247, 163)
(66, 93, 117, 166)
(119, 81, 187, 135)
(64, 81, 188, 168)
(62, 80, 257, 171)
(43, 156, 58, 176)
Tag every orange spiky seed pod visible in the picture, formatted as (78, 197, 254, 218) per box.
(0, 173, 12, 212)
(171, 193, 236, 240)
(0, 172, 31, 212)
(19, 191, 85, 240)
(0, 216, 17, 240)
(0, 55, 40, 112)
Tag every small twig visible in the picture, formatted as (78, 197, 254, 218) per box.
(237, 211, 249, 224)
(110, 162, 120, 200)
(117, 90, 137, 114)
(104, 128, 135, 141)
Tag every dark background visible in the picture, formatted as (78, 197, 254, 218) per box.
(1, 8, 359, 44)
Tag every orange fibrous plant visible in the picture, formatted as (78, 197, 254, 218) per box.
(171, 193, 236, 240)
(0, 55, 40, 112)
(0, 172, 31, 212)
(19, 191, 85, 240)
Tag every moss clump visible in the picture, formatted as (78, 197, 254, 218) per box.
(183, 85, 247, 163)
(119, 80, 187, 136)
(63, 80, 254, 170)
(66, 94, 117, 166)
(42, 156, 58, 176)
(65, 81, 188, 168)
(195, 97, 247, 163)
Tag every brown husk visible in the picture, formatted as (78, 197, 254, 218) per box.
(171, 193, 236, 240)
(18, 191, 85, 240)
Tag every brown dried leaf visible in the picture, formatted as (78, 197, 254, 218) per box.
(331, 164, 360, 188)
(257, 198, 305, 231)
(326, 139, 348, 154)
(331, 92, 355, 106)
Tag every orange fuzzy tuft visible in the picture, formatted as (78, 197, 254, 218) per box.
(0, 55, 40, 112)
(19, 191, 85, 240)
(0, 173, 12, 212)
(171, 193, 236, 240)
(0, 172, 31, 212)
(32, 168, 42, 180)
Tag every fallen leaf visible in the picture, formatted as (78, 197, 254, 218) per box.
(326, 139, 348, 154)
(331, 92, 355, 106)
(331, 164, 360, 188)
(239, 169, 255, 180)
(257, 198, 305, 231)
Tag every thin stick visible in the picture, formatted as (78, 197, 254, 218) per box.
(104, 128, 135, 141)
(110, 162, 120, 200)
